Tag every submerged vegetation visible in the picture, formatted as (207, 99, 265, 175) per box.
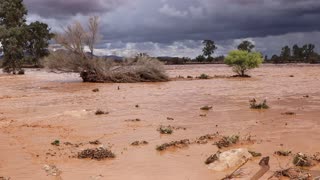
(250, 99, 269, 109)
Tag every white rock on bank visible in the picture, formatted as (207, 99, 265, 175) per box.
(208, 148, 252, 171)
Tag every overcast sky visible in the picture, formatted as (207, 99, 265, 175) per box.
(24, 0, 320, 58)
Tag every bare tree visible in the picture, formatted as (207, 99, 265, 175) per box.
(55, 16, 101, 58)
(86, 16, 101, 57)
(55, 21, 87, 57)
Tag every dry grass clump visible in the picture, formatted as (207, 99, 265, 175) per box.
(250, 98, 269, 109)
(156, 139, 190, 151)
(77, 147, 115, 160)
(214, 135, 240, 149)
(44, 52, 169, 83)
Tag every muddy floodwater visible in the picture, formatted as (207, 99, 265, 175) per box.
(1, 64, 320, 180)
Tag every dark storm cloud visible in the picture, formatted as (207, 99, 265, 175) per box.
(24, 0, 320, 57)
(24, 0, 126, 18)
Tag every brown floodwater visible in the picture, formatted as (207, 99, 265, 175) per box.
(1, 64, 320, 180)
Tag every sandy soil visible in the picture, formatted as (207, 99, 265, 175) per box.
(1, 64, 320, 180)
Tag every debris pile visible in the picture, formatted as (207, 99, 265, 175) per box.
(156, 139, 190, 151)
(77, 147, 115, 160)
(293, 153, 313, 167)
(214, 135, 239, 149)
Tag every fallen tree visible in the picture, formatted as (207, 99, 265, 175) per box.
(43, 51, 169, 83)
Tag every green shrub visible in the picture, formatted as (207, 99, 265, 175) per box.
(224, 50, 263, 77)
(198, 74, 209, 79)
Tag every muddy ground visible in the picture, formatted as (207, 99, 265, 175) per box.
(0, 64, 320, 180)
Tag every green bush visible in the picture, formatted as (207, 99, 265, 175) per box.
(224, 50, 263, 77)
(198, 74, 209, 79)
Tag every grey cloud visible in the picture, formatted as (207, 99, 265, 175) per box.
(24, 0, 320, 57)
(24, 0, 126, 18)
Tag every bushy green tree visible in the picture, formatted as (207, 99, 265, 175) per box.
(237, 40, 255, 52)
(0, 0, 27, 73)
(202, 40, 217, 61)
(280, 46, 291, 61)
(195, 55, 206, 62)
(224, 50, 263, 77)
(0, 0, 53, 72)
(25, 21, 54, 67)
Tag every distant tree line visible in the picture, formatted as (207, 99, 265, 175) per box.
(268, 44, 320, 64)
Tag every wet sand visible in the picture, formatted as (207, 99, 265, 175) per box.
(1, 64, 320, 180)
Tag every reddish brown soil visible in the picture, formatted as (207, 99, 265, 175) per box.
(1, 64, 320, 179)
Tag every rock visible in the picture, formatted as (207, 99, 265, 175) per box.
(43, 164, 61, 176)
(95, 110, 109, 115)
(200, 106, 213, 111)
(92, 88, 99, 92)
(208, 148, 252, 171)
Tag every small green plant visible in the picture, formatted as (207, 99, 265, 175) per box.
(51, 140, 60, 146)
(158, 125, 173, 134)
(198, 74, 210, 79)
(250, 99, 269, 109)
